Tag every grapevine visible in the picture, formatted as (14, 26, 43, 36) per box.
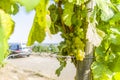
(48, 0, 89, 76)
(1, 0, 120, 80)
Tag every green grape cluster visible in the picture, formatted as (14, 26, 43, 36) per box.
(59, 26, 85, 61)
(48, 1, 88, 62)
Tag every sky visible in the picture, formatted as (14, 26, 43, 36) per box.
(9, 7, 64, 44)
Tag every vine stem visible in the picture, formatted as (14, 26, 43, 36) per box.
(57, 0, 66, 33)
(105, 43, 111, 54)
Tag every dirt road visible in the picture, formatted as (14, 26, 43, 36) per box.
(8, 55, 76, 80)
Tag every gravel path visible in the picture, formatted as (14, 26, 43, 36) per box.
(8, 55, 76, 80)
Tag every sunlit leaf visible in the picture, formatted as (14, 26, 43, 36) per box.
(27, 0, 49, 46)
(45, 14, 52, 37)
(111, 44, 120, 52)
(0, 9, 14, 66)
(18, 0, 40, 12)
(91, 62, 113, 80)
(36, 0, 49, 28)
(62, 2, 74, 26)
(0, 0, 19, 14)
(68, 0, 73, 3)
(113, 72, 120, 80)
(110, 28, 120, 35)
(111, 0, 120, 4)
(109, 56, 120, 72)
(109, 12, 120, 25)
(27, 15, 46, 46)
(110, 34, 120, 45)
(75, 0, 88, 5)
(86, 22, 103, 47)
(48, 4, 58, 23)
(12, 3, 19, 15)
(95, 0, 114, 21)
(97, 29, 105, 39)
(55, 60, 66, 76)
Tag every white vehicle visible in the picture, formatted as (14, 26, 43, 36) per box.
(9, 43, 32, 58)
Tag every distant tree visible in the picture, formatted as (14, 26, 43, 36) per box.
(32, 46, 39, 52)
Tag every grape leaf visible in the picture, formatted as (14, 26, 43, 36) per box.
(55, 60, 66, 76)
(110, 28, 120, 35)
(109, 12, 120, 25)
(111, 0, 120, 4)
(68, 0, 73, 3)
(91, 62, 113, 80)
(62, 2, 74, 27)
(27, 0, 49, 46)
(36, 0, 49, 28)
(96, 29, 105, 39)
(113, 72, 120, 80)
(109, 28, 120, 45)
(75, 0, 88, 5)
(18, 0, 40, 12)
(0, 0, 19, 14)
(109, 56, 120, 72)
(0, 0, 11, 13)
(48, 4, 58, 23)
(0, 9, 14, 66)
(12, 3, 19, 15)
(27, 15, 46, 46)
(95, 45, 106, 62)
(110, 34, 120, 45)
(95, 0, 114, 21)
(45, 14, 51, 37)
(111, 44, 120, 52)
(86, 22, 103, 47)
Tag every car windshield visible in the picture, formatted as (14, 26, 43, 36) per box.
(9, 44, 21, 50)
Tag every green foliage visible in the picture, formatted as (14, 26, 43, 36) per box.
(0, 0, 19, 14)
(67, 0, 89, 5)
(27, 15, 46, 46)
(49, 44, 59, 53)
(95, 0, 114, 21)
(32, 44, 59, 53)
(27, 0, 49, 46)
(32, 45, 39, 52)
(48, 4, 58, 23)
(90, 0, 120, 80)
(91, 20, 120, 80)
(12, 3, 19, 15)
(48, 4, 60, 34)
(113, 72, 120, 80)
(0, 9, 14, 66)
(18, 0, 40, 12)
(109, 13, 120, 26)
(55, 58, 66, 76)
(56, 2, 87, 61)
(62, 2, 74, 26)
(91, 62, 113, 80)
(52, 1, 88, 76)
(111, 0, 120, 4)
(1, 0, 120, 80)
(109, 55, 120, 72)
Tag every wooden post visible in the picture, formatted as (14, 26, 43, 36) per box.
(75, 1, 95, 80)
(75, 41, 94, 80)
